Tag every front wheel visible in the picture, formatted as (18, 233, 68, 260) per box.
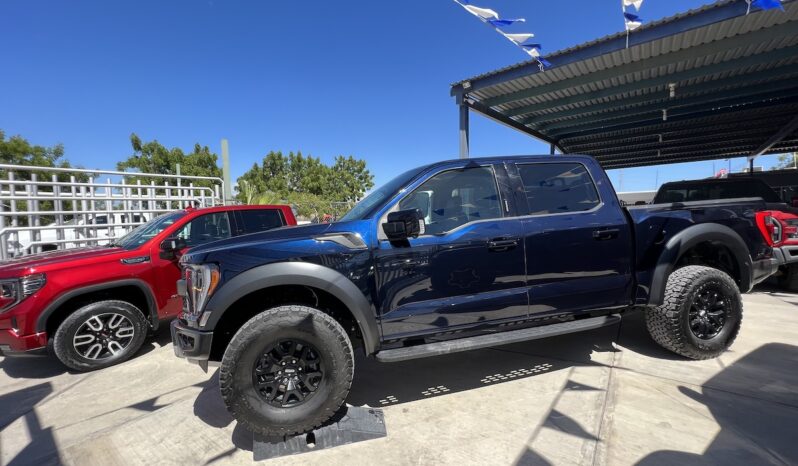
(53, 300, 149, 371)
(219, 305, 354, 436)
(646, 265, 742, 360)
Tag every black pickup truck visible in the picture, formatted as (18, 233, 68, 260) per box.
(172, 155, 778, 436)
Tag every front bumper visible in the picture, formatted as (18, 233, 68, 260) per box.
(0, 329, 48, 357)
(171, 320, 213, 370)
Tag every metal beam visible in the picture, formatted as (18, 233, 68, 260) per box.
(502, 44, 798, 119)
(538, 77, 798, 132)
(561, 107, 798, 147)
(480, 20, 798, 108)
(450, 0, 771, 96)
(464, 98, 561, 151)
(520, 65, 798, 124)
(459, 103, 470, 159)
(752, 113, 798, 156)
(563, 117, 790, 152)
(548, 88, 798, 138)
(554, 101, 798, 142)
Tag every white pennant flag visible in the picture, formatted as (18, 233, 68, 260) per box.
(623, 0, 643, 10)
(504, 33, 535, 44)
(463, 4, 499, 20)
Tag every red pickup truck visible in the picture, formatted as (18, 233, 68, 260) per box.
(0, 204, 296, 371)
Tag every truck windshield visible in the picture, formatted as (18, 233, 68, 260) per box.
(112, 211, 187, 249)
(339, 167, 426, 221)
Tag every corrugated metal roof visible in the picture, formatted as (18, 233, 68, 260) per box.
(451, 0, 798, 169)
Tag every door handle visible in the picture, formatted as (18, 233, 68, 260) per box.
(488, 237, 519, 252)
(592, 228, 620, 241)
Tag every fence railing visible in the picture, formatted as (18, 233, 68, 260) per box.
(0, 164, 225, 259)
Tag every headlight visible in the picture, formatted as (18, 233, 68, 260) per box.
(0, 273, 46, 313)
(185, 265, 220, 315)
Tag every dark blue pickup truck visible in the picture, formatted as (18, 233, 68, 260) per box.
(172, 155, 779, 436)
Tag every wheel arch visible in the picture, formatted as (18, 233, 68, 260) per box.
(36, 279, 159, 334)
(203, 262, 380, 355)
(648, 223, 753, 306)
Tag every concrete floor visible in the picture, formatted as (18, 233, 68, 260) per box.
(1, 288, 797, 466)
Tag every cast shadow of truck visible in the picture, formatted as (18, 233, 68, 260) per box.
(192, 321, 622, 454)
(634, 341, 798, 465)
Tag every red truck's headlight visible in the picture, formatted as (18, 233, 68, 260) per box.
(0, 273, 46, 313)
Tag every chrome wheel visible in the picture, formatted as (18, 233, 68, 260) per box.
(72, 313, 135, 360)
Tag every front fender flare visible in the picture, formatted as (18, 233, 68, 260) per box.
(203, 262, 380, 355)
(648, 223, 753, 306)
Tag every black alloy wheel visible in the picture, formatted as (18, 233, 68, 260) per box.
(252, 339, 324, 408)
(687, 283, 729, 340)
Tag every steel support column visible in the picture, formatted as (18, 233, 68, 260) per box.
(459, 101, 470, 159)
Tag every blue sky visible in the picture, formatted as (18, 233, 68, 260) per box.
(0, 0, 785, 193)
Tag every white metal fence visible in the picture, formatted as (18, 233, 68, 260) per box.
(0, 164, 225, 259)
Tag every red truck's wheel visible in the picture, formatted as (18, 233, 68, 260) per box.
(219, 305, 354, 436)
(53, 300, 149, 371)
(646, 265, 742, 360)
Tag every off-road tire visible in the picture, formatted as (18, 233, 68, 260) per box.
(53, 300, 149, 371)
(219, 305, 354, 436)
(646, 265, 742, 360)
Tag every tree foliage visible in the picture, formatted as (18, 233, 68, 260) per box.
(0, 129, 75, 181)
(236, 151, 374, 216)
(773, 152, 798, 170)
(117, 133, 222, 189)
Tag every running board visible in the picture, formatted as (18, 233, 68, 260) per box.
(375, 314, 621, 363)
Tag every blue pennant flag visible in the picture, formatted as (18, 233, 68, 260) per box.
(538, 58, 553, 69)
(623, 12, 641, 21)
(487, 18, 526, 27)
(520, 43, 542, 51)
(752, 0, 784, 10)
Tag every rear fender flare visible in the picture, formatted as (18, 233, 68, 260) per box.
(202, 262, 380, 355)
(648, 223, 752, 306)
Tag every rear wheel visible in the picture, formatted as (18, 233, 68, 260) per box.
(646, 265, 742, 360)
(219, 305, 354, 436)
(53, 300, 149, 371)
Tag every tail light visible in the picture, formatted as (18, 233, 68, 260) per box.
(756, 212, 783, 246)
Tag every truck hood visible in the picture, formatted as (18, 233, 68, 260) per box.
(0, 246, 125, 277)
(183, 222, 335, 260)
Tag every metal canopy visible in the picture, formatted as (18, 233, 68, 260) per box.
(451, 0, 798, 169)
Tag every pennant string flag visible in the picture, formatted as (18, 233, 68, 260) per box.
(453, 1, 551, 71)
(746, 0, 784, 14)
(621, 0, 644, 48)
(623, 0, 644, 10)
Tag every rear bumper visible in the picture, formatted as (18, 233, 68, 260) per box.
(752, 256, 780, 287)
(775, 245, 798, 265)
(0, 329, 48, 357)
(171, 320, 213, 368)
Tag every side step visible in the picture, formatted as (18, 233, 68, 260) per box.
(375, 314, 621, 363)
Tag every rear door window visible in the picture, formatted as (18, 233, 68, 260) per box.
(516, 162, 601, 215)
(174, 212, 232, 246)
(236, 209, 285, 235)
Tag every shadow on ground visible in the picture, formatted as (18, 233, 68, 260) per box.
(635, 342, 798, 465)
(0, 325, 173, 380)
(191, 322, 625, 454)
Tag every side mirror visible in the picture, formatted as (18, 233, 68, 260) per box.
(159, 237, 187, 260)
(382, 208, 425, 243)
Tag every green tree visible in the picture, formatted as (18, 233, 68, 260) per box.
(773, 152, 798, 170)
(238, 152, 374, 207)
(117, 133, 222, 189)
